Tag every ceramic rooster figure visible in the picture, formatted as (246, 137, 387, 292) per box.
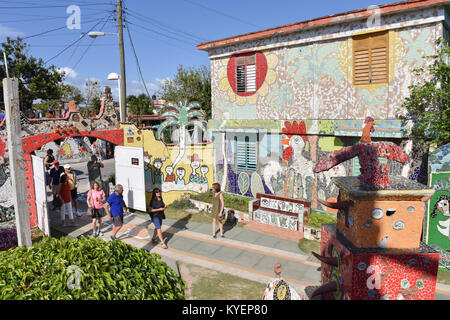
(314, 117, 409, 187)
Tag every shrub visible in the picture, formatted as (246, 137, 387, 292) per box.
(190, 190, 250, 212)
(0, 228, 18, 251)
(0, 236, 185, 300)
(169, 198, 196, 210)
(306, 212, 337, 229)
(108, 173, 115, 185)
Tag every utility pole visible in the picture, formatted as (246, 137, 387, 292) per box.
(3, 78, 32, 247)
(117, 0, 127, 122)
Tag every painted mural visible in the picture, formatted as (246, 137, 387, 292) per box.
(122, 122, 214, 205)
(210, 15, 441, 122)
(425, 142, 450, 252)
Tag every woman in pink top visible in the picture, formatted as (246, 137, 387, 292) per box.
(87, 181, 106, 237)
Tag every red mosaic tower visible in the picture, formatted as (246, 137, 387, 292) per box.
(307, 120, 439, 300)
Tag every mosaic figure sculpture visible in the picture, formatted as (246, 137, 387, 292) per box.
(304, 117, 439, 300)
(314, 117, 409, 187)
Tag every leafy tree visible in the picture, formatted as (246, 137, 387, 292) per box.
(159, 65, 211, 119)
(127, 93, 152, 115)
(127, 94, 153, 125)
(84, 78, 102, 111)
(402, 39, 450, 147)
(0, 37, 64, 111)
(59, 83, 84, 105)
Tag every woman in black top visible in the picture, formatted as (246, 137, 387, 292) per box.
(148, 187, 167, 249)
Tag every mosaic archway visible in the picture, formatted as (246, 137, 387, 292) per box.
(0, 87, 125, 227)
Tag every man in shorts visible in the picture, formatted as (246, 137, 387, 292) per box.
(104, 184, 129, 241)
(87, 155, 104, 186)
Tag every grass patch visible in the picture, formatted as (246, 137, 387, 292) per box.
(438, 268, 450, 285)
(179, 262, 266, 300)
(298, 238, 321, 255)
(190, 190, 250, 213)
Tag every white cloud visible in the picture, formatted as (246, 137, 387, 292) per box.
(57, 67, 78, 79)
(0, 24, 24, 38)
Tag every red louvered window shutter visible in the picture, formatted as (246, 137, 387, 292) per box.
(227, 51, 268, 96)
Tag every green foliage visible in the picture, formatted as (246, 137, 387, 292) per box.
(84, 79, 102, 111)
(108, 173, 115, 185)
(59, 84, 84, 105)
(169, 198, 196, 210)
(402, 39, 450, 147)
(306, 212, 337, 229)
(0, 236, 185, 300)
(127, 94, 153, 123)
(159, 65, 211, 119)
(0, 37, 64, 110)
(189, 191, 250, 213)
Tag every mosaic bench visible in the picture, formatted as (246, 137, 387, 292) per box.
(251, 193, 310, 232)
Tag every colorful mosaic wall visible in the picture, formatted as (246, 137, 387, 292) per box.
(207, 5, 445, 207)
(211, 119, 423, 211)
(122, 124, 214, 205)
(210, 12, 443, 121)
(426, 143, 450, 251)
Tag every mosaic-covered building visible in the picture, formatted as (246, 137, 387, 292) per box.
(197, 0, 450, 211)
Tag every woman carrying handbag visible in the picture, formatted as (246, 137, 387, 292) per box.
(87, 181, 106, 237)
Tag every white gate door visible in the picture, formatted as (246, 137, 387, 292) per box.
(114, 146, 146, 211)
(32, 155, 50, 236)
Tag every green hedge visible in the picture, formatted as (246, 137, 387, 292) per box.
(306, 212, 337, 229)
(190, 190, 250, 212)
(0, 236, 185, 300)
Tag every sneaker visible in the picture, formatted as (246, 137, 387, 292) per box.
(91, 231, 97, 237)
(97, 231, 104, 237)
(220, 234, 225, 238)
(110, 236, 116, 241)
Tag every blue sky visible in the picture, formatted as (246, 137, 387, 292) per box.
(0, 0, 389, 100)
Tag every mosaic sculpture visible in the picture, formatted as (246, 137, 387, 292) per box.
(306, 118, 439, 300)
(314, 117, 409, 187)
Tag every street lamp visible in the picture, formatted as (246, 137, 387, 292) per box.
(87, 31, 118, 38)
(88, 27, 127, 122)
(107, 72, 123, 121)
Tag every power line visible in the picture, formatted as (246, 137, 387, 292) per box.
(124, 20, 198, 53)
(124, 8, 207, 43)
(182, 0, 263, 29)
(0, 3, 111, 9)
(44, 14, 112, 65)
(126, 23, 151, 98)
(22, 16, 109, 40)
(124, 19, 197, 46)
(71, 13, 114, 70)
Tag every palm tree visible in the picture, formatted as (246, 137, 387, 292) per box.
(156, 100, 207, 167)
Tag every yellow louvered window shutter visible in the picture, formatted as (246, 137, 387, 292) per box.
(353, 32, 388, 85)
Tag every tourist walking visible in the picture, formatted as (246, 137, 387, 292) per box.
(44, 149, 55, 186)
(64, 164, 80, 217)
(148, 188, 167, 249)
(87, 181, 106, 237)
(87, 155, 104, 186)
(104, 184, 129, 241)
(49, 160, 65, 208)
(57, 174, 74, 226)
(211, 183, 225, 238)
